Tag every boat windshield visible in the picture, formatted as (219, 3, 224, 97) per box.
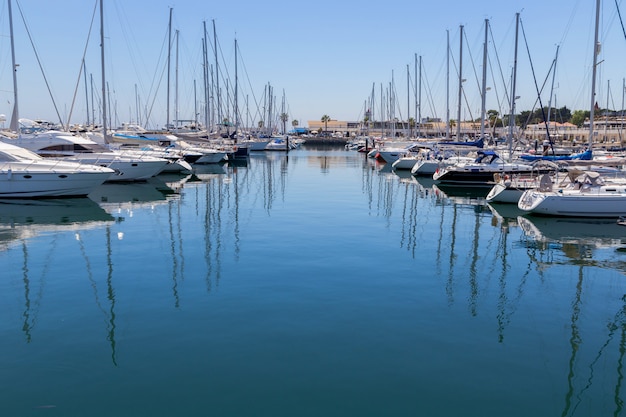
(0, 145, 42, 161)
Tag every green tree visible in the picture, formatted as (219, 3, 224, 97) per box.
(517, 110, 532, 128)
(557, 106, 572, 122)
(570, 110, 588, 127)
(280, 112, 289, 134)
(487, 109, 502, 138)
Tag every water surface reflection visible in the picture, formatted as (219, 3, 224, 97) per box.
(1, 148, 626, 416)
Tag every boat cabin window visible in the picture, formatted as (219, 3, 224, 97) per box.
(41, 144, 74, 153)
(74, 143, 109, 153)
(475, 152, 500, 164)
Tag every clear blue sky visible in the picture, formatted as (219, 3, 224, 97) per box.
(0, 0, 622, 130)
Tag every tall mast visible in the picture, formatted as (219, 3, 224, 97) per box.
(406, 64, 410, 137)
(446, 30, 450, 140)
(203, 21, 210, 132)
(100, 0, 108, 142)
(480, 19, 488, 140)
(174, 29, 179, 130)
(413, 54, 417, 138)
(508, 13, 520, 158)
(456, 25, 463, 140)
(589, 0, 601, 149)
(418, 55, 422, 138)
(545, 45, 560, 144)
(84, 64, 90, 126)
(213, 20, 220, 130)
(166, 8, 172, 130)
(235, 37, 239, 133)
(7, 0, 18, 132)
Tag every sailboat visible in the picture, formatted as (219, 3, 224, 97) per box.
(517, 0, 626, 218)
(0, 1, 169, 182)
(0, 0, 114, 198)
(432, 19, 542, 187)
(413, 23, 489, 178)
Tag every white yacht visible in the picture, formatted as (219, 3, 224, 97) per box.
(0, 130, 169, 182)
(0, 141, 113, 198)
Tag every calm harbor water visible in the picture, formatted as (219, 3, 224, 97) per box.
(2, 145, 626, 416)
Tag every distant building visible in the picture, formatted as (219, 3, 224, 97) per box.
(525, 118, 626, 147)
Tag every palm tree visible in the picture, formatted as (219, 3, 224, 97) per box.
(321, 114, 330, 136)
(280, 112, 289, 134)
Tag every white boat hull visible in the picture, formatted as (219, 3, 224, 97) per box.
(67, 155, 168, 181)
(486, 183, 523, 204)
(391, 157, 418, 170)
(0, 161, 112, 198)
(518, 188, 626, 217)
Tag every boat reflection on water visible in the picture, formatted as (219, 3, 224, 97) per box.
(88, 181, 171, 210)
(189, 163, 228, 182)
(0, 198, 116, 347)
(432, 182, 491, 200)
(487, 203, 527, 230)
(432, 183, 489, 211)
(0, 198, 114, 248)
(519, 216, 626, 245)
(518, 215, 626, 272)
(147, 173, 191, 196)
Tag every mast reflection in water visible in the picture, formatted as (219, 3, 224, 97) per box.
(1, 147, 626, 416)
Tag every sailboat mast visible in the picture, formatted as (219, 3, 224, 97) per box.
(508, 13, 520, 157)
(589, 0, 601, 149)
(418, 55, 422, 138)
(84, 63, 90, 126)
(203, 21, 210, 132)
(213, 20, 220, 131)
(406, 64, 410, 137)
(446, 30, 450, 140)
(456, 25, 464, 140)
(414, 54, 417, 138)
(8, 0, 18, 132)
(235, 38, 238, 133)
(175, 29, 179, 130)
(480, 19, 488, 140)
(166, 8, 172, 130)
(545, 46, 560, 144)
(100, 0, 108, 142)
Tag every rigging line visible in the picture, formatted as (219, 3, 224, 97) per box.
(487, 54, 505, 129)
(559, 0, 582, 46)
(520, 18, 552, 144)
(487, 20, 510, 118)
(234, 41, 260, 128)
(463, 26, 483, 105)
(421, 65, 440, 126)
(143, 24, 170, 128)
(66, 0, 98, 129)
(615, 0, 626, 43)
(14, 0, 63, 126)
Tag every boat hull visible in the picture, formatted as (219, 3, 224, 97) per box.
(518, 190, 626, 217)
(0, 166, 112, 198)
